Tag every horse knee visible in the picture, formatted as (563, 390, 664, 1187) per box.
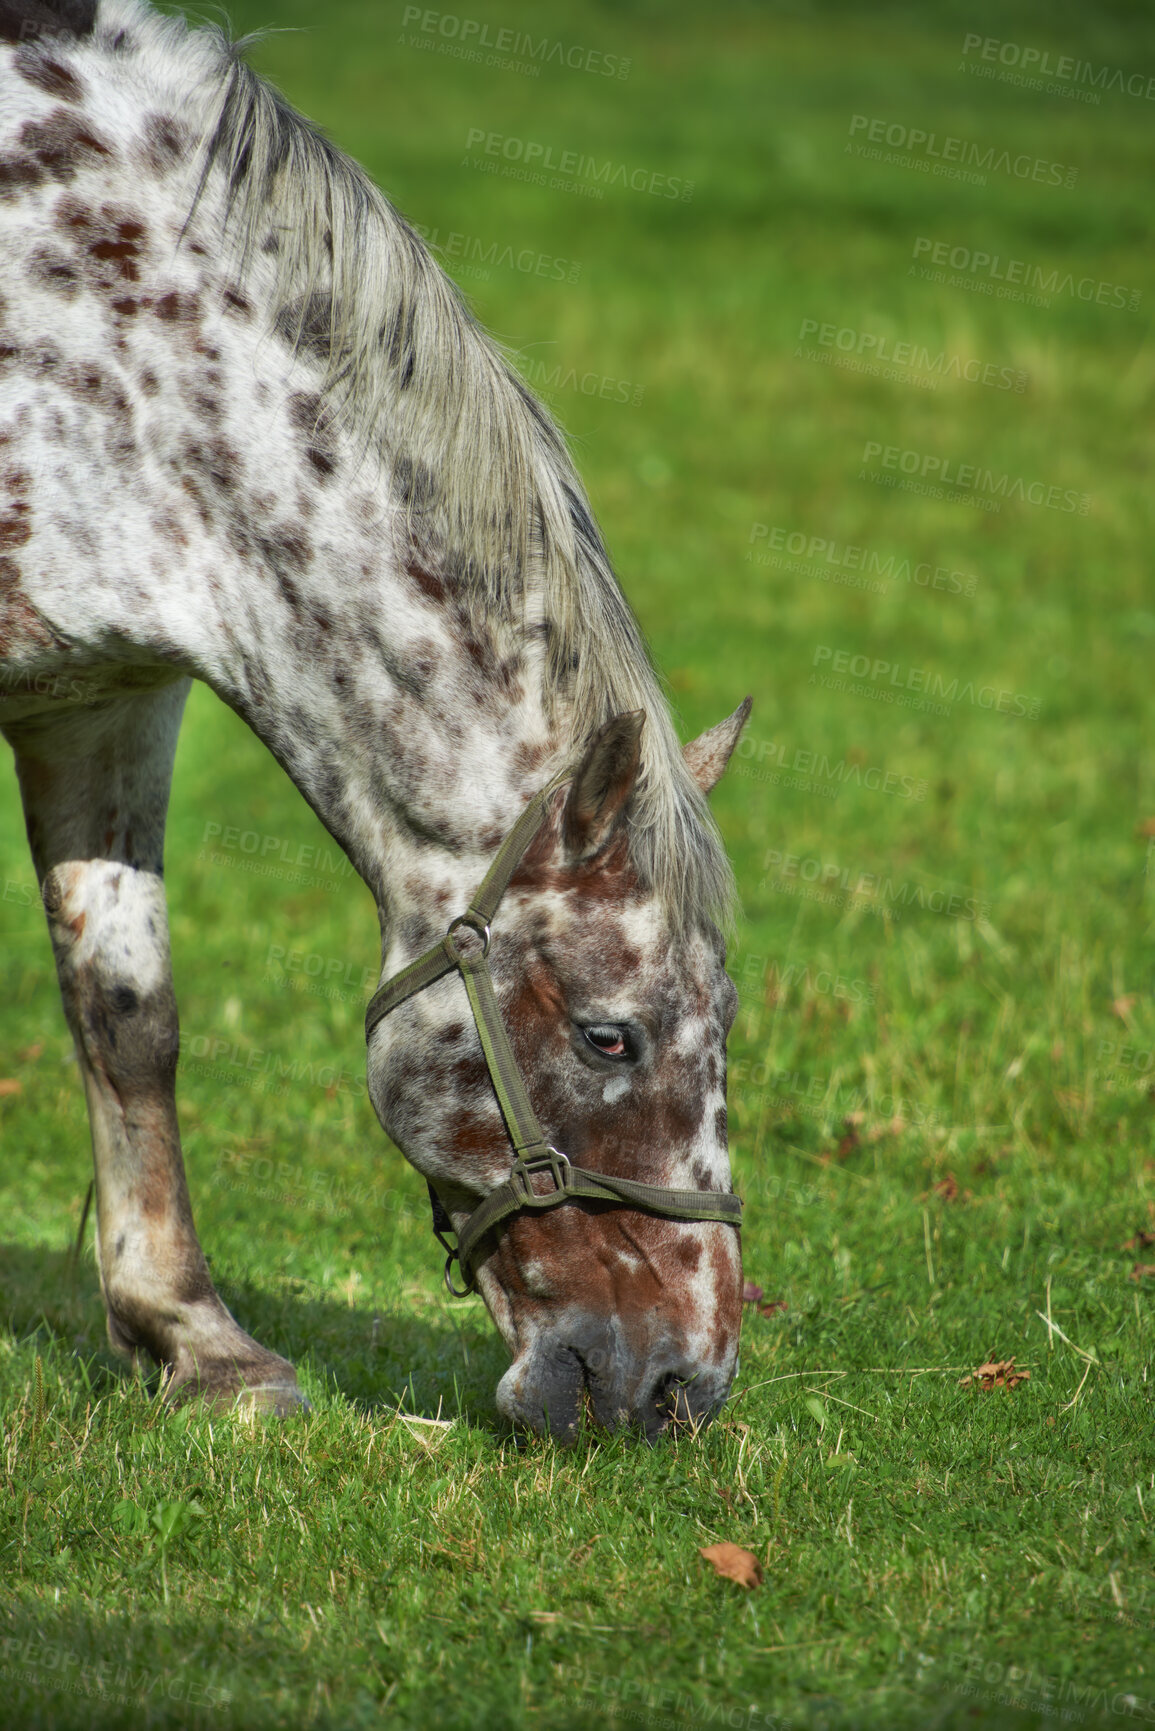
(82, 972, 180, 1086)
(41, 863, 180, 1086)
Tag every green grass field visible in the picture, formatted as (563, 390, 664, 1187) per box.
(3, 0, 1154, 1725)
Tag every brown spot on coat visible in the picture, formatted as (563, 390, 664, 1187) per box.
(0, 153, 47, 197)
(0, 506, 31, 550)
(305, 446, 334, 479)
(20, 108, 111, 180)
(140, 112, 189, 172)
(29, 245, 80, 295)
(88, 219, 144, 281)
(406, 560, 445, 604)
(154, 290, 200, 323)
(0, 556, 64, 652)
(13, 48, 84, 102)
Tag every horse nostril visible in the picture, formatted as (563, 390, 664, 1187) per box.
(648, 1370, 699, 1433)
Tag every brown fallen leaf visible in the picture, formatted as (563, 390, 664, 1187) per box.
(1122, 1229, 1155, 1253)
(1130, 1264, 1155, 1282)
(699, 1543, 762, 1589)
(919, 1172, 973, 1204)
(959, 1358, 1030, 1391)
(17, 1042, 43, 1062)
(758, 1299, 788, 1317)
(1112, 995, 1139, 1021)
(742, 1281, 764, 1305)
(0, 1079, 21, 1098)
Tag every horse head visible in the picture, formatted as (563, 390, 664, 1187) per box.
(367, 701, 750, 1441)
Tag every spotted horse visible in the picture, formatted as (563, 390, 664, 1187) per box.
(0, 0, 752, 1440)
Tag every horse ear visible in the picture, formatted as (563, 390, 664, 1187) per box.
(683, 697, 752, 794)
(563, 711, 645, 863)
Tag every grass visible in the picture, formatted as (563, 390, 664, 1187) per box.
(3, 0, 1155, 1724)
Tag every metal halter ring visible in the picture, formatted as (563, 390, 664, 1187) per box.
(446, 912, 491, 956)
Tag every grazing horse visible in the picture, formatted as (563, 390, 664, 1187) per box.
(0, 0, 750, 1439)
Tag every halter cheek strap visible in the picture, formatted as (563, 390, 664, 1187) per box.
(364, 771, 743, 1295)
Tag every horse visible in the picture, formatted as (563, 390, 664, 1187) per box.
(0, 0, 750, 1440)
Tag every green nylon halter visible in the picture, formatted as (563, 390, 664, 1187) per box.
(364, 771, 744, 1294)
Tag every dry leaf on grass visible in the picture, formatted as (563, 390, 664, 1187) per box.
(699, 1543, 762, 1589)
(742, 1281, 764, 1305)
(959, 1358, 1030, 1391)
(758, 1299, 788, 1317)
(17, 1042, 43, 1062)
(920, 1172, 973, 1204)
(1122, 1230, 1155, 1252)
(1112, 995, 1139, 1021)
(1129, 1264, 1155, 1282)
(0, 1079, 21, 1098)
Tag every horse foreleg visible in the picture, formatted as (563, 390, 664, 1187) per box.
(4, 682, 305, 1415)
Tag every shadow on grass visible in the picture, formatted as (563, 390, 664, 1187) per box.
(0, 1239, 511, 1434)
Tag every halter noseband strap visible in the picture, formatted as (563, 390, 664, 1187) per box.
(364, 771, 743, 1295)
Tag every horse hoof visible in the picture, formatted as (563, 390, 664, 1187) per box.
(230, 1382, 311, 1420)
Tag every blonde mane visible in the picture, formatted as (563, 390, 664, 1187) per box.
(171, 9, 736, 930)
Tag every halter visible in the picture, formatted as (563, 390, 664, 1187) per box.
(364, 771, 743, 1295)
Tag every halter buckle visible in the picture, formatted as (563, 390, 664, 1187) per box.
(446, 911, 491, 958)
(509, 1146, 572, 1207)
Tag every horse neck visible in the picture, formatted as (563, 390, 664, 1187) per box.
(189, 405, 569, 926)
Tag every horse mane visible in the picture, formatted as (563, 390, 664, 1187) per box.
(128, 2, 736, 932)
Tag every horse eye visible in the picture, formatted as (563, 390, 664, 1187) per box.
(583, 1024, 632, 1060)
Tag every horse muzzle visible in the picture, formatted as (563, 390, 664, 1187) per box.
(495, 1317, 739, 1442)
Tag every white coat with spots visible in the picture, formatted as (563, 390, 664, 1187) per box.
(0, 0, 750, 1438)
